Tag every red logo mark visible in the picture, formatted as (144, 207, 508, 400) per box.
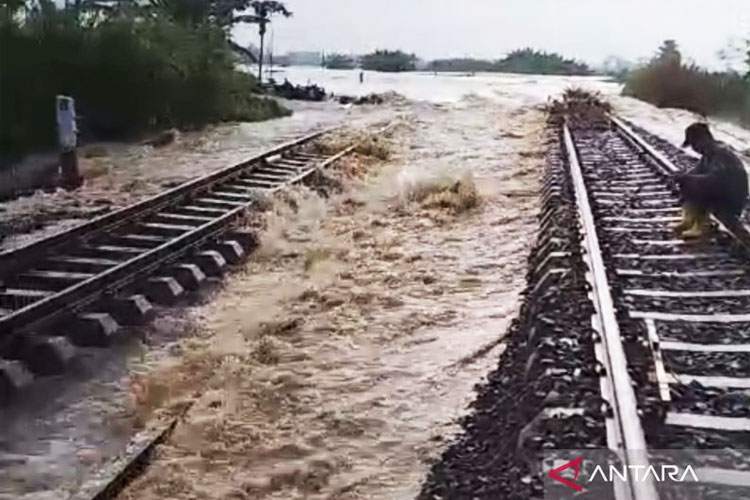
(547, 457, 584, 492)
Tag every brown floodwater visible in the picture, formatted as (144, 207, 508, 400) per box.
(114, 96, 544, 500)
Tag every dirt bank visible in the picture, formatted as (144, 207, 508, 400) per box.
(109, 97, 544, 500)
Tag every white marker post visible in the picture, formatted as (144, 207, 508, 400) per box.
(56, 95, 82, 189)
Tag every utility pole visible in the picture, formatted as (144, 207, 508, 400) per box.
(268, 27, 274, 80)
(258, 20, 266, 82)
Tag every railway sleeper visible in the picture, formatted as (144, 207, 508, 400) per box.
(13, 270, 96, 291)
(103, 233, 171, 249)
(227, 229, 259, 251)
(75, 245, 145, 260)
(142, 277, 184, 306)
(255, 166, 299, 176)
(166, 263, 206, 291)
(193, 250, 227, 277)
(176, 205, 229, 218)
(102, 294, 154, 326)
(0, 359, 33, 404)
(194, 197, 248, 210)
(212, 240, 245, 265)
(37, 256, 123, 274)
(220, 184, 266, 196)
(211, 191, 261, 202)
(138, 222, 195, 237)
(0, 288, 54, 310)
(16, 335, 77, 376)
(242, 172, 290, 182)
(152, 213, 215, 226)
(66, 312, 120, 347)
(274, 158, 307, 166)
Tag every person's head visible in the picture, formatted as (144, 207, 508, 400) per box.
(682, 122, 715, 154)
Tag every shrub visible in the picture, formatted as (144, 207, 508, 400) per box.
(428, 58, 496, 73)
(323, 53, 356, 70)
(361, 50, 416, 72)
(623, 40, 750, 126)
(495, 48, 591, 75)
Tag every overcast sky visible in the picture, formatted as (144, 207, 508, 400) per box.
(233, 0, 750, 69)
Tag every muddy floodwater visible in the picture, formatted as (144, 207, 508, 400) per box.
(2, 70, 749, 500)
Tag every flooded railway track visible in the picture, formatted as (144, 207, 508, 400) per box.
(0, 124, 386, 404)
(561, 115, 750, 499)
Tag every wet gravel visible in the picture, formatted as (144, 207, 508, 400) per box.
(622, 274, 750, 293)
(671, 381, 750, 418)
(647, 425, 750, 449)
(625, 296, 750, 314)
(657, 322, 750, 344)
(418, 129, 608, 500)
(664, 350, 750, 377)
(615, 257, 744, 274)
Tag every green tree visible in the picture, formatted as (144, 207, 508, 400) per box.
(495, 48, 591, 75)
(361, 49, 415, 72)
(323, 52, 356, 69)
(655, 39, 681, 67)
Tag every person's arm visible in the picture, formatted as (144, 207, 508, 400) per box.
(691, 156, 711, 175)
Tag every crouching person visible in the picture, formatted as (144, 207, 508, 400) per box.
(674, 123, 748, 238)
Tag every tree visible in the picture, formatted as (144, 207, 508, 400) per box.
(148, 0, 248, 28)
(655, 39, 681, 67)
(361, 50, 415, 72)
(495, 48, 591, 75)
(745, 38, 750, 81)
(235, 1, 290, 81)
(323, 53, 356, 70)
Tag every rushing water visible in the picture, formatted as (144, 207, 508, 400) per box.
(272, 65, 621, 104)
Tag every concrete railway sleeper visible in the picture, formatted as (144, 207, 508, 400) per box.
(0, 123, 393, 405)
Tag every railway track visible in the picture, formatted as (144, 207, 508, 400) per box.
(562, 113, 750, 499)
(0, 124, 387, 403)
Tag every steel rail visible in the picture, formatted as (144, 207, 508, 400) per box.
(563, 122, 659, 500)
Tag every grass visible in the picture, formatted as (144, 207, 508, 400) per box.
(303, 248, 331, 271)
(420, 178, 479, 214)
(312, 131, 393, 160)
(402, 172, 480, 215)
(354, 135, 391, 160)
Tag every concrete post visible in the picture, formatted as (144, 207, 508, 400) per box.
(56, 95, 82, 190)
